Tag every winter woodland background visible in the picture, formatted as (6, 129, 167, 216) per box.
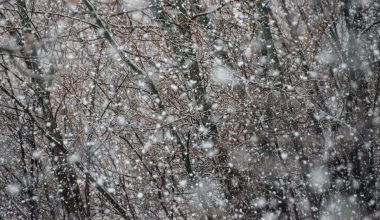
(0, 0, 380, 219)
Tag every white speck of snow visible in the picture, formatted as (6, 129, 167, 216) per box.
(212, 62, 235, 84)
(32, 150, 41, 160)
(255, 197, 266, 208)
(201, 141, 213, 149)
(68, 153, 80, 164)
(137, 80, 145, 88)
(271, 70, 280, 77)
(281, 152, 288, 160)
(117, 116, 126, 125)
(198, 125, 209, 135)
(250, 134, 259, 143)
(96, 177, 104, 186)
(374, 49, 380, 56)
(179, 179, 187, 187)
(244, 46, 252, 57)
(7, 184, 20, 195)
(309, 71, 318, 78)
(207, 148, 219, 158)
(107, 188, 115, 193)
(170, 84, 178, 91)
(137, 192, 144, 199)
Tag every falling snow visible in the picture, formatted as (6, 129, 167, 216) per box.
(0, 0, 379, 219)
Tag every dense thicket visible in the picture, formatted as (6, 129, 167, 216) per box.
(0, 0, 379, 219)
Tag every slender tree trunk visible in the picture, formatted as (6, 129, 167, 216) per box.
(16, 1, 85, 218)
